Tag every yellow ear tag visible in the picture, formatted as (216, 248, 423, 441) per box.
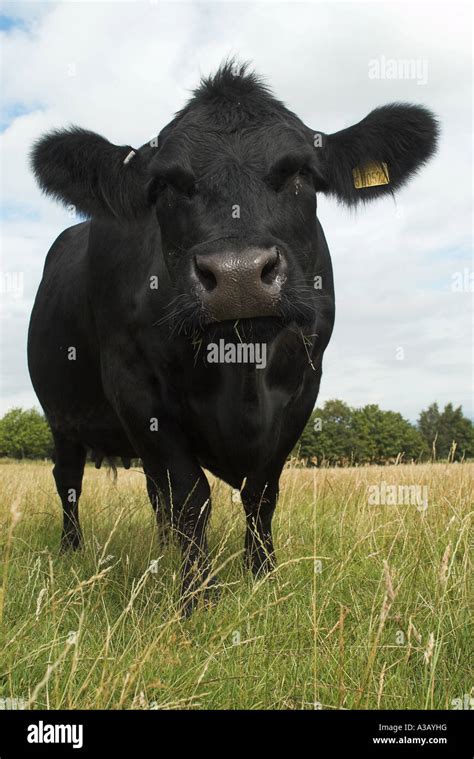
(353, 161, 390, 189)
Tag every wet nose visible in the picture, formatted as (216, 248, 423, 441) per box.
(192, 246, 287, 322)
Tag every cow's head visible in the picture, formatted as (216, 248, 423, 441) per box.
(31, 62, 438, 333)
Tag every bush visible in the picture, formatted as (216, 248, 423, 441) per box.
(418, 402, 474, 461)
(0, 408, 53, 459)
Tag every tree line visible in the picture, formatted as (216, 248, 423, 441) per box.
(296, 400, 473, 465)
(0, 402, 472, 465)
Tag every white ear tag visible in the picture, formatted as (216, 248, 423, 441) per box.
(123, 150, 136, 165)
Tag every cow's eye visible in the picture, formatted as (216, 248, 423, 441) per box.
(266, 150, 318, 192)
(148, 176, 168, 203)
(155, 177, 169, 194)
(297, 167, 314, 183)
(149, 165, 197, 202)
(187, 181, 198, 198)
(273, 167, 315, 193)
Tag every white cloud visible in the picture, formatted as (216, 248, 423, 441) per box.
(0, 0, 472, 420)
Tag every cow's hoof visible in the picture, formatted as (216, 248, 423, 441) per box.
(202, 578, 221, 607)
(156, 525, 171, 547)
(59, 533, 83, 553)
(180, 593, 198, 618)
(179, 576, 220, 617)
(245, 553, 276, 579)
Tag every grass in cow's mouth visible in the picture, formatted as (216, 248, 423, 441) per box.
(0, 460, 471, 710)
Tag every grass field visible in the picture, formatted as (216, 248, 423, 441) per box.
(0, 460, 471, 710)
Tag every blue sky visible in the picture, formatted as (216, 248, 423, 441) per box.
(0, 13, 22, 31)
(1, 11, 27, 137)
(0, 0, 472, 422)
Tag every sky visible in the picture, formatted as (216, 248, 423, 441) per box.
(0, 0, 472, 422)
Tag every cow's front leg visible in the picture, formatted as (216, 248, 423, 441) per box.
(139, 443, 216, 614)
(241, 478, 279, 577)
(151, 460, 217, 615)
(106, 353, 218, 614)
(119, 421, 215, 613)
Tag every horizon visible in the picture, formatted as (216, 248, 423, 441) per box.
(1, 397, 471, 428)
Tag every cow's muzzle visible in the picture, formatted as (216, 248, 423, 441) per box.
(191, 246, 287, 323)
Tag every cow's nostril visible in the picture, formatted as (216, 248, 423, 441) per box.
(261, 248, 281, 286)
(194, 256, 217, 292)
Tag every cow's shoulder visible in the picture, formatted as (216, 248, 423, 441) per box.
(43, 220, 91, 273)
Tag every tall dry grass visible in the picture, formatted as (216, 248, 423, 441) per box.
(0, 460, 471, 709)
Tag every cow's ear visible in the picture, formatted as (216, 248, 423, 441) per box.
(31, 127, 151, 219)
(313, 104, 439, 205)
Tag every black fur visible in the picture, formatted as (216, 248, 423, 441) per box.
(30, 127, 149, 219)
(316, 103, 439, 205)
(31, 65, 438, 217)
(28, 62, 438, 615)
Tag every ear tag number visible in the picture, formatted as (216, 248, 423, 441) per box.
(353, 161, 390, 189)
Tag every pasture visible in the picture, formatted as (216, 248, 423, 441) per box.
(0, 460, 471, 710)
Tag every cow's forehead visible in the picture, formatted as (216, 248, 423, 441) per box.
(157, 120, 310, 175)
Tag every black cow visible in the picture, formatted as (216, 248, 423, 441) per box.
(28, 62, 438, 613)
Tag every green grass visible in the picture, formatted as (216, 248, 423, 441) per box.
(0, 460, 471, 710)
